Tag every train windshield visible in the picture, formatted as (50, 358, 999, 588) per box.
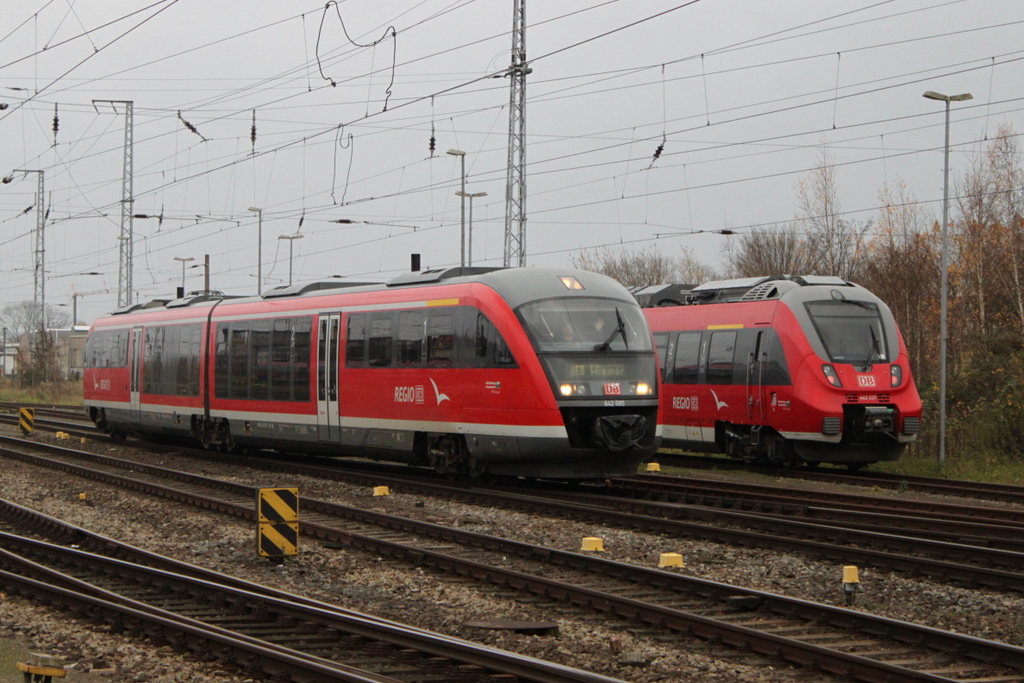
(805, 299, 890, 364)
(518, 298, 653, 354)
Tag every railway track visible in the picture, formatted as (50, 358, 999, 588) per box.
(3, 437, 1024, 682)
(7, 421, 1024, 587)
(66, 439, 1024, 590)
(0, 500, 624, 683)
(0, 401, 89, 423)
(655, 453, 1024, 505)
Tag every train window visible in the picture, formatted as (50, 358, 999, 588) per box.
(706, 330, 736, 385)
(251, 320, 271, 400)
(85, 329, 130, 368)
(345, 314, 366, 367)
(805, 300, 889, 364)
(139, 324, 201, 397)
(519, 298, 652, 353)
(317, 318, 328, 401)
(732, 329, 760, 385)
(293, 317, 312, 401)
(473, 312, 516, 368)
(672, 332, 702, 384)
(271, 319, 292, 401)
(493, 332, 514, 366)
(397, 310, 425, 367)
(215, 324, 230, 398)
(759, 329, 791, 385)
(230, 322, 251, 398)
(186, 324, 202, 396)
(653, 332, 669, 368)
(143, 326, 164, 394)
(427, 308, 455, 367)
(368, 313, 393, 367)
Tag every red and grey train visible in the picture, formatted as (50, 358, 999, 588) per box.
(637, 275, 922, 468)
(83, 267, 661, 479)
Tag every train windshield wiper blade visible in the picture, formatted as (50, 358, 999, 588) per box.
(595, 308, 628, 351)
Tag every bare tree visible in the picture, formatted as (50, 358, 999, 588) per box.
(725, 224, 809, 277)
(0, 301, 73, 385)
(796, 145, 870, 279)
(571, 244, 685, 288)
(677, 246, 718, 284)
(860, 179, 939, 386)
(955, 136, 1005, 337)
(985, 122, 1024, 334)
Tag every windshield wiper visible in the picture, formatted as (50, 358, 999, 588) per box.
(595, 308, 628, 351)
(868, 326, 883, 362)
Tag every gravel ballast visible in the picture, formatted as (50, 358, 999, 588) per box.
(1, 434, 1023, 682)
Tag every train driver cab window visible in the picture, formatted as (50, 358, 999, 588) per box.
(805, 300, 889, 365)
(368, 313, 393, 367)
(706, 330, 737, 385)
(672, 332, 702, 384)
(427, 308, 455, 367)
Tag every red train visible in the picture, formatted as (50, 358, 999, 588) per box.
(84, 267, 661, 479)
(637, 275, 922, 468)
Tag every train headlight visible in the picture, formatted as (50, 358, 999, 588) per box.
(635, 382, 652, 395)
(890, 364, 903, 388)
(558, 383, 589, 396)
(821, 364, 842, 387)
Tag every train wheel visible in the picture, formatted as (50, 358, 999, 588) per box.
(429, 435, 469, 478)
(765, 433, 799, 468)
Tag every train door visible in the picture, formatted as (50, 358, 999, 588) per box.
(129, 326, 143, 424)
(746, 330, 764, 422)
(316, 313, 341, 442)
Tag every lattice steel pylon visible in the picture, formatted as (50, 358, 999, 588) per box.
(503, 0, 530, 267)
(94, 100, 134, 308)
(6, 169, 45, 325)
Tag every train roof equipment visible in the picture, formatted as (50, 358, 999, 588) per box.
(637, 275, 856, 308)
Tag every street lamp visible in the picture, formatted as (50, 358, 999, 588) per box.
(447, 149, 467, 267)
(173, 256, 194, 292)
(455, 191, 487, 266)
(923, 89, 973, 467)
(248, 207, 263, 295)
(277, 234, 304, 286)
(190, 255, 210, 295)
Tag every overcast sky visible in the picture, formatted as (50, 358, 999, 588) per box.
(0, 0, 1019, 324)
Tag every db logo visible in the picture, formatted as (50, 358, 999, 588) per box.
(857, 376, 876, 387)
(603, 382, 621, 395)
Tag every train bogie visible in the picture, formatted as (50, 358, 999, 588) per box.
(640, 275, 922, 468)
(84, 267, 661, 480)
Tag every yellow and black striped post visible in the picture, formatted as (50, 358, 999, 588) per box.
(256, 487, 299, 560)
(18, 408, 34, 435)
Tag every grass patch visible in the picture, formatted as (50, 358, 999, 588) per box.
(876, 449, 1024, 483)
(0, 381, 82, 406)
(0, 636, 30, 683)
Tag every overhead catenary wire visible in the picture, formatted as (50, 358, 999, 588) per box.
(2, 1, 1022, 311)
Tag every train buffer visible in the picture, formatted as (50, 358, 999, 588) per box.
(16, 653, 65, 682)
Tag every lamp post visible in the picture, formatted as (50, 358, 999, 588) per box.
(455, 191, 487, 266)
(447, 149, 467, 267)
(923, 89, 973, 467)
(173, 256, 194, 292)
(278, 234, 304, 286)
(248, 207, 263, 295)
(190, 255, 210, 295)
